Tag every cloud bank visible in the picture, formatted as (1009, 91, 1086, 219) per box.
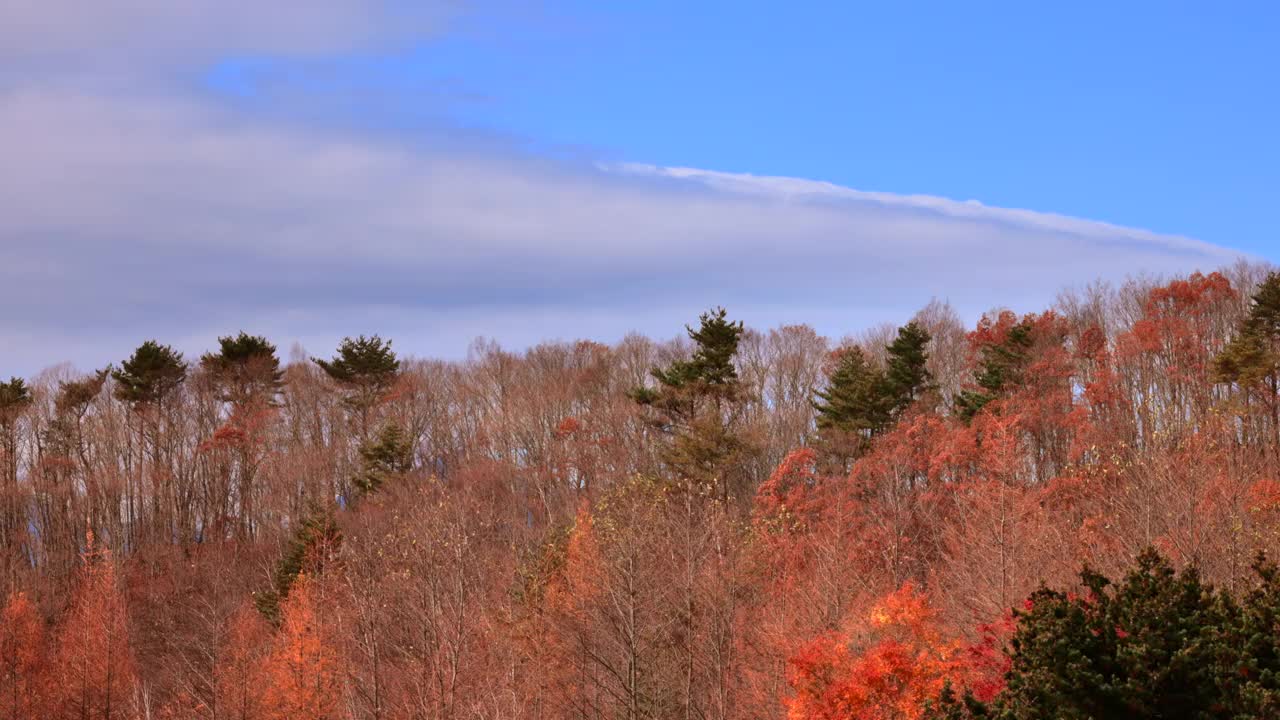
(0, 2, 1246, 375)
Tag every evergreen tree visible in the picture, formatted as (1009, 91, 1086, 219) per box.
(884, 321, 935, 418)
(255, 506, 342, 626)
(0, 378, 30, 419)
(633, 306, 745, 412)
(956, 321, 1035, 420)
(0, 378, 32, 471)
(812, 346, 887, 467)
(312, 335, 400, 437)
(200, 331, 284, 407)
(112, 340, 187, 406)
(0, 377, 32, 573)
(353, 421, 414, 496)
(930, 548, 1276, 720)
(1216, 272, 1280, 448)
(53, 370, 107, 418)
(631, 307, 753, 502)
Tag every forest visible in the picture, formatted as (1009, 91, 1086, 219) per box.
(6, 261, 1280, 719)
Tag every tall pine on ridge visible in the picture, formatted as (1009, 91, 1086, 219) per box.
(632, 307, 754, 503)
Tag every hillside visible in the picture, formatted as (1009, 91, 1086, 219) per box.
(4, 261, 1280, 718)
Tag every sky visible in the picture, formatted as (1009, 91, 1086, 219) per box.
(1, 1, 1275, 375)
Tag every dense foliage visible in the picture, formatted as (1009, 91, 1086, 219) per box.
(1, 263, 1279, 719)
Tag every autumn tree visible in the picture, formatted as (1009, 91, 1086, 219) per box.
(51, 534, 138, 720)
(312, 335, 400, 438)
(0, 378, 32, 576)
(34, 370, 110, 574)
(786, 584, 963, 720)
(0, 591, 45, 720)
(261, 575, 342, 720)
(214, 604, 271, 720)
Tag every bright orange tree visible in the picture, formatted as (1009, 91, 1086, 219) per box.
(261, 574, 342, 720)
(51, 533, 138, 720)
(0, 591, 46, 720)
(785, 583, 1001, 720)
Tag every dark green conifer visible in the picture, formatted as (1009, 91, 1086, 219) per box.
(812, 346, 887, 467)
(631, 308, 752, 502)
(0, 377, 33, 546)
(112, 340, 187, 406)
(1216, 272, 1280, 448)
(929, 548, 1274, 719)
(313, 335, 400, 437)
(354, 421, 414, 495)
(200, 331, 284, 407)
(0, 378, 31, 427)
(254, 505, 342, 625)
(883, 321, 935, 417)
(956, 321, 1035, 420)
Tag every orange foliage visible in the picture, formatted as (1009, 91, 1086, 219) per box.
(0, 591, 45, 720)
(216, 604, 272, 720)
(51, 534, 138, 720)
(262, 575, 342, 720)
(784, 584, 965, 720)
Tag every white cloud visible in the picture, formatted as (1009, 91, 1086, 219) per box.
(0, 1, 1249, 376)
(0, 87, 1245, 376)
(0, 0, 459, 62)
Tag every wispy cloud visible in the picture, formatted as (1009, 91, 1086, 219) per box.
(0, 0, 461, 63)
(0, 2, 1246, 376)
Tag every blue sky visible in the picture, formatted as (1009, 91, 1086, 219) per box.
(0, 1, 1270, 374)
(210, 1, 1278, 256)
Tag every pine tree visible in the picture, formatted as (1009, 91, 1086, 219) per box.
(884, 322, 935, 418)
(1216, 272, 1280, 450)
(631, 308, 752, 501)
(255, 508, 342, 626)
(0, 378, 32, 569)
(312, 335, 400, 438)
(956, 320, 1035, 420)
(812, 346, 887, 468)
(201, 332, 284, 408)
(201, 334, 283, 542)
(0, 379, 30, 418)
(930, 549, 1253, 719)
(633, 307, 745, 412)
(353, 421, 414, 496)
(112, 340, 187, 406)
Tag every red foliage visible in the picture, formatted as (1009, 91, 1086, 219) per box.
(754, 448, 821, 528)
(216, 604, 272, 720)
(0, 591, 46, 720)
(784, 584, 962, 720)
(51, 534, 138, 720)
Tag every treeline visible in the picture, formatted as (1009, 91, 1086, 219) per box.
(2, 261, 1280, 718)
